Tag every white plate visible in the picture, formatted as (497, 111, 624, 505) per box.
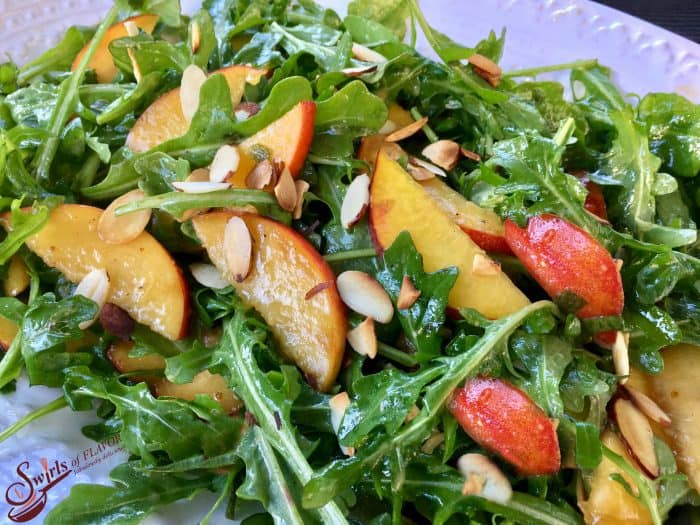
(0, 1, 698, 524)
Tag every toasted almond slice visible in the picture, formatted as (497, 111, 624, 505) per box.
(223, 216, 252, 283)
(385, 116, 428, 142)
(341, 64, 379, 77)
(75, 268, 111, 329)
(210, 145, 240, 183)
(472, 253, 501, 276)
(623, 384, 672, 427)
(422, 140, 460, 170)
(378, 119, 398, 135)
(421, 431, 445, 454)
(123, 20, 139, 37)
(188, 168, 211, 182)
(468, 53, 502, 77)
(613, 398, 660, 477)
(246, 159, 275, 189)
(4, 255, 29, 297)
(98, 189, 151, 245)
(406, 162, 435, 181)
(274, 167, 297, 212)
(336, 270, 394, 323)
(127, 48, 142, 83)
(341, 174, 370, 229)
(405, 404, 420, 423)
(347, 317, 377, 359)
(409, 156, 446, 177)
(190, 21, 201, 54)
(172, 181, 230, 193)
(351, 42, 387, 64)
(457, 453, 512, 503)
(329, 392, 355, 456)
(473, 66, 500, 87)
(614, 258, 624, 271)
(612, 331, 630, 383)
(180, 64, 207, 124)
(460, 147, 482, 162)
(397, 275, 421, 309)
(190, 263, 229, 290)
(234, 101, 261, 121)
(293, 180, 310, 220)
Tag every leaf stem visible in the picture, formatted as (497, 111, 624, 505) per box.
(377, 342, 417, 367)
(0, 396, 68, 444)
(0, 335, 23, 389)
(504, 59, 599, 78)
(323, 248, 377, 263)
(409, 107, 438, 143)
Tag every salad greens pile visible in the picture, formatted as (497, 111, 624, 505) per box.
(0, 0, 699, 523)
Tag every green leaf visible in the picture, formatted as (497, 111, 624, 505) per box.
(376, 231, 457, 361)
(574, 421, 602, 469)
(45, 462, 216, 525)
(347, 0, 410, 40)
(116, 0, 182, 27)
(315, 80, 388, 133)
(270, 22, 351, 72)
(63, 367, 245, 463)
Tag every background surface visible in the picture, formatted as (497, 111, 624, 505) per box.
(597, 0, 699, 43)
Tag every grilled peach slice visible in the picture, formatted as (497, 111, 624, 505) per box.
(108, 340, 240, 413)
(192, 212, 347, 391)
(369, 150, 529, 319)
(72, 14, 159, 83)
(126, 65, 267, 152)
(578, 430, 652, 525)
(1, 205, 189, 340)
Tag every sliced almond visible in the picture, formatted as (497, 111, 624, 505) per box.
(473, 66, 501, 87)
(421, 431, 445, 454)
(612, 331, 630, 383)
(468, 54, 502, 77)
(329, 392, 355, 456)
(378, 119, 398, 135)
(422, 140, 460, 170)
(293, 180, 310, 220)
(209, 145, 240, 183)
(385, 116, 428, 143)
(405, 404, 420, 423)
(457, 453, 513, 503)
(180, 64, 207, 124)
(341, 64, 379, 77)
(98, 189, 151, 245)
(190, 263, 229, 290)
(460, 147, 482, 162)
(472, 253, 501, 276)
(172, 181, 230, 193)
(614, 258, 624, 272)
(4, 255, 30, 297)
(406, 162, 435, 181)
(347, 317, 377, 359)
(622, 384, 672, 427)
(123, 20, 139, 37)
(397, 275, 421, 309)
(409, 156, 446, 177)
(223, 216, 252, 283)
(74, 268, 111, 329)
(380, 141, 407, 161)
(174, 169, 213, 222)
(234, 101, 261, 121)
(340, 174, 370, 229)
(351, 42, 387, 64)
(190, 21, 201, 54)
(613, 397, 660, 477)
(246, 159, 275, 189)
(336, 271, 394, 324)
(274, 167, 297, 212)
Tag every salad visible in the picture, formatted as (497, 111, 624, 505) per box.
(0, 0, 699, 523)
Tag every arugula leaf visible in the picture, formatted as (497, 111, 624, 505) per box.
(347, 0, 410, 40)
(303, 301, 554, 509)
(63, 366, 245, 463)
(315, 80, 388, 133)
(376, 231, 457, 361)
(270, 22, 352, 72)
(45, 462, 217, 525)
(212, 307, 349, 524)
(115, 0, 182, 27)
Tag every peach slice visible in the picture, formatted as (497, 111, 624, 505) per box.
(1, 205, 189, 340)
(634, 344, 700, 492)
(578, 430, 652, 525)
(369, 150, 529, 319)
(357, 137, 510, 253)
(126, 65, 267, 152)
(72, 14, 159, 83)
(107, 340, 240, 413)
(192, 212, 347, 391)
